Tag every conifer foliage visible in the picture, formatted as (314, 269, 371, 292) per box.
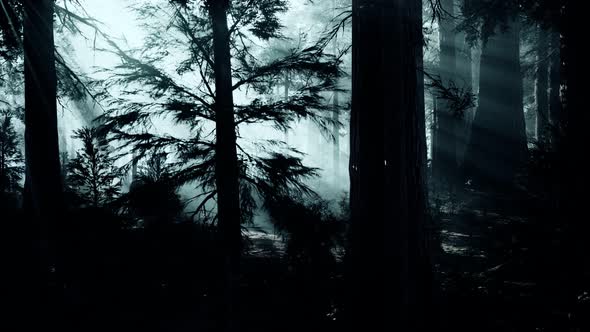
(96, 0, 343, 223)
(67, 127, 120, 208)
(0, 110, 23, 194)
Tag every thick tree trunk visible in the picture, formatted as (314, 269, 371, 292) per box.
(535, 25, 549, 144)
(433, 0, 458, 188)
(22, 1, 64, 329)
(23, 0, 64, 220)
(209, 0, 242, 330)
(464, 18, 527, 188)
(349, 0, 429, 330)
(561, 0, 590, 317)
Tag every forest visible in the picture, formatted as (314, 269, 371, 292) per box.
(1, 0, 588, 331)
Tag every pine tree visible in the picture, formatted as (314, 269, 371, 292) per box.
(67, 127, 120, 208)
(0, 111, 24, 195)
(95, 2, 341, 329)
(96, 0, 341, 228)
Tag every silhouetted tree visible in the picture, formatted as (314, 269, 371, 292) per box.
(433, 0, 459, 189)
(535, 24, 549, 144)
(123, 151, 183, 226)
(548, 29, 560, 141)
(67, 127, 120, 208)
(0, 110, 23, 195)
(95, 1, 341, 329)
(23, 0, 64, 218)
(560, 0, 590, 320)
(0, 0, 22, 60)
(349, 0, 430, 330)
(464, 15, 527, 187)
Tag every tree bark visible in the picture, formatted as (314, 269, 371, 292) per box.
(22, 1, 64, 329)
(349, 0, 429, 330)
(561, 0, 590, 315)
(209, 0, 242, 330)
(464, 18, 527, 188)
(433, 0, 458, 188)
(23, 0, 64, 220)
(548, 29, 561, 140)
(535, 25, 549, 144)
(332, 90, 340, 182)
(456, 0, 474, 170)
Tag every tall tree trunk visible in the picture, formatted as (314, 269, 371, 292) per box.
(464, 18, 527, 188)
(349, 0, 429, 330)
(561, 0, 590, 316)
(456, 0, 474, 171)
(535, 25, 549, 144)
(283, 72, 290, 144)
(332, 90, 340, 181)
(434, 0, 458, 188)
(22, 1, 63, 329)
(209, 0, 241, 330)
(548, 29, 561, 141)
(23, 0, 64, 220)
(331, 0, 341, 183)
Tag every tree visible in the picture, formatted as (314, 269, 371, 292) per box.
(95, 0, 341, 329)
(456, 0, 475, 171)
(560, 0, 590, 317)
(433, 0, 459, 189)
(464, 13, 527, 187)
(548, 28, 560, 140)
(534, 24, 549, 144)
(67, 127, 120, 208)
(0, 0, 22, 61)
(0, 110, 24, 196)
(207, 5, 242, 321)
(23, 0, 64, 218)
(349, 0, 429, 330)
(120, 151, 184, 226)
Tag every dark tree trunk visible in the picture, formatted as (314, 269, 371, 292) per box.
(535, 25, 549, 144)
(464, 18, 527, 188)
(561, 0, 590, 316)
(433, 0, 458, 188)
(23, 0, 64, 221)
(21, 1, 63, 329)
(349, 0, 429, 330)
(332, 90, 340, 181)
(548, 29, 561, 139)
(456, 0, 474, 170)
(283, 72, 290, 144)
(209, 0, 242, 330)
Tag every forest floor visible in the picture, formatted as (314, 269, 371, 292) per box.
(433, 185, 589, 331)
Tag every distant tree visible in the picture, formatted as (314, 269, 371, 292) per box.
(123, 151, 183, 226)
(0, 111, 24, 194)
(0, 0, 22, 61)
(67, 127, 120, 208)
(534, 24, 549, 144)
(432, 0, 459, 189)
(464, 14, 527, 187)
(548, 28, 560, 142)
